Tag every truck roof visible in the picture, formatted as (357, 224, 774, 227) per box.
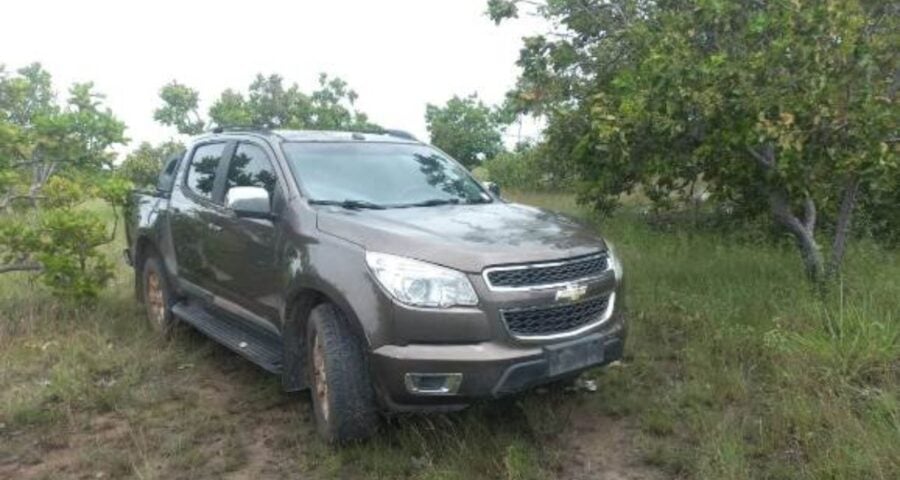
(196, 128, 420, 144)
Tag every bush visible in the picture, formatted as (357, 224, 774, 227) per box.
(858, 179, 900, 247)
(2, 64, 132, 302)
(118, 140, 184, 188)
(482, 145, 574, 192)
(0, 175, 131, 302)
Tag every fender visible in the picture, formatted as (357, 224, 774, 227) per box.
(278, 234, 392, 391)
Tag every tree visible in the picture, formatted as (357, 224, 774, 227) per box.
(119, 140, 184, 188)
(483, 141, 576, 191)
(154, 81, 205, 135)
(425, 94, 507, 168)
(157, 73, 378, 134)
(491, 0, 898, 284)
(0, 63, 130, 301)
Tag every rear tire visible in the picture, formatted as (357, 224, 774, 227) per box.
(142, 255, 176, 336)
(306, 303, 379, 443)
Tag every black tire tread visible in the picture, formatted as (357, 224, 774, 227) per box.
(308, 303, 379, 443)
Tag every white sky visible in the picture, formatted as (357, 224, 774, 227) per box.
(1, 0, 544, 156)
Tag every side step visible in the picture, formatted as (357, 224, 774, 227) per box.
(172, 301, 283, 374)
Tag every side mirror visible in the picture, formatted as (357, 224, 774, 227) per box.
(484, 181, 501, 197)
(226, 186, 273, 219)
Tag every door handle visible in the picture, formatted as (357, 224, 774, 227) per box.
(207, 223, 223, 232)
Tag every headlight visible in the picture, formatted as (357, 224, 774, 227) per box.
(606, 242, 623, 282)
(365, 252, 478, 308)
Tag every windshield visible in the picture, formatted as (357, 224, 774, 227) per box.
(282, 142, 492, 207)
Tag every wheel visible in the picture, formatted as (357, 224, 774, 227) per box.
(142, 255, 176, 336)
(306, 303, 379, 443)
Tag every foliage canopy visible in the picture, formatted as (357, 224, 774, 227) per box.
(425, 93, 509, 168)
(0, 63, 129, 301)
(156, 73, 378, 134)
(119, 140, 185, 188)
(491, 0, 898, 282)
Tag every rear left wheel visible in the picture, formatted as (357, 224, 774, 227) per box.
(142, 255, 176, 336)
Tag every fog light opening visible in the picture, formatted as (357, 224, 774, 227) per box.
(404, 373, 463, 395)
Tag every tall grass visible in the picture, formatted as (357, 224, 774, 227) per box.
(511, 191, 900, 479)
(0, 193, 897, 479)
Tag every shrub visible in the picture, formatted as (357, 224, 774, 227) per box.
(1, 63, 129, 302)
(0, 175, 131, 301)
(483, 145, 574, 192)
(118, 140, 184, 188)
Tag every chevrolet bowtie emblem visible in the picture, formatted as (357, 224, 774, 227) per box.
(555, 284, 587, 302)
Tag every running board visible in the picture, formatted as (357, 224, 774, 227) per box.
(172, 301, 283, 374)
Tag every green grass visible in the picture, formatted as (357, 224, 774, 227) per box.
(511, 191, 900, 479)
(1, 193, 898, 479)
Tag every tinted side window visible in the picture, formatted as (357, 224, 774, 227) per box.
(186, 143, 225, 200)
(226, 143, 277, 197)
(157, 151, 185, 193)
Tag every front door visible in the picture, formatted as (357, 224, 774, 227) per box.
(206, 141, 283, 330)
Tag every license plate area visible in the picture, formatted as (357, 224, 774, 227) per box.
(544, 334, 604, 377)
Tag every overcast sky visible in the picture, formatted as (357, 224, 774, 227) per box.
(2, 0, 544, 155)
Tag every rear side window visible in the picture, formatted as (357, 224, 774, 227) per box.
(157, 151, 185, 193)
(226, 143, 278, 198)
(185, 143, 225, 200)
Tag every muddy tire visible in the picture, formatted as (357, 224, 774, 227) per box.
(142, 255, 176, 336)
(306, 303, 379, 443)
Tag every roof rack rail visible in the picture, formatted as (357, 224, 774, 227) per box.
(209, 126, 285, 140)
(382, 129, 418, 141)
(210, 126, 273, 134)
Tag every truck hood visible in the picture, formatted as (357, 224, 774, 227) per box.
(316, 202, 606, 272)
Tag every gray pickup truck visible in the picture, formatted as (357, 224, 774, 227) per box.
(125, 128, 626, 443)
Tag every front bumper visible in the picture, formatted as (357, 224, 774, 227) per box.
(370, 315, 625, 411)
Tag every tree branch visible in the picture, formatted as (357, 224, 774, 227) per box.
(747, 144, 774, 170)
(768, 188, 824, 283)
(10, 159, 45, 169)
(0, 262, 42, 274)
(768, 189, 804, 235)
(0, 194, 47, 211)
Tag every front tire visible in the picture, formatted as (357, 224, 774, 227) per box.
(142, 256, 176, 336)
(307, 303, 379, 443)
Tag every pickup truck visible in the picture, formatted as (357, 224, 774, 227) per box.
(124, 129, 626, 443)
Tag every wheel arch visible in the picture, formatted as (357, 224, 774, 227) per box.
(281, 285, 370, 392)
(133, 236, 159, 302)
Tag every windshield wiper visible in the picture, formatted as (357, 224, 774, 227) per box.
(400, 198, 461, 208)
(309, 199, 386, 210)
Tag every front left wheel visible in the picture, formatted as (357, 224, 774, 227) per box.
(306, 303, 379, 444)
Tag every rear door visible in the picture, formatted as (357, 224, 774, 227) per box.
(168, 140, 233, 294)
(205, 141, 283, 330)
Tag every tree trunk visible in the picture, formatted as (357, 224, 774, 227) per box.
(827, 175, 861, 279)
(794, 224, 825, 283)
(769, 189, 824, 284)
(750, 144, 825, 285)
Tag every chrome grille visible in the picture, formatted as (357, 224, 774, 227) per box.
(485, 253, 609, 289)
(501, 294, 612, 338)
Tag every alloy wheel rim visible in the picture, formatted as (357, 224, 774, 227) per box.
(312, 333, 330, 422)
(146, 271, 166, 329)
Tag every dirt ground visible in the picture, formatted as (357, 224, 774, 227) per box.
(0, 339, 667, 480)
(553, 405, 666, 480)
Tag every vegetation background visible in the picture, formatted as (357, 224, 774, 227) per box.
(1, 0, 897, 479)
